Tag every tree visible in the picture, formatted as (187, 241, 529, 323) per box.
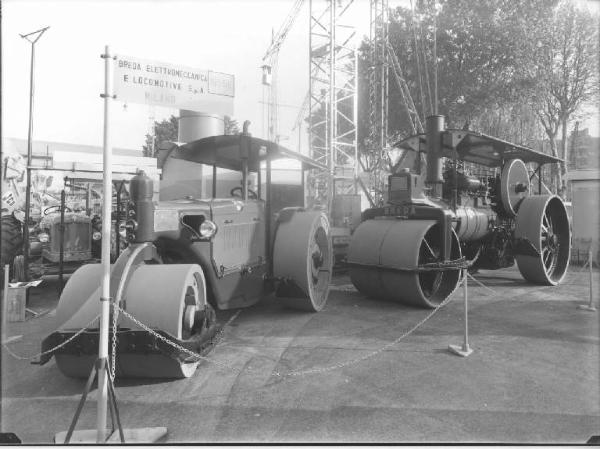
(142, 114, 241, 157)
(142, 115, 178, 157)
(224, 115, 240, 135)
(357, 0, 571, 140)
(528, 0, 599, 195)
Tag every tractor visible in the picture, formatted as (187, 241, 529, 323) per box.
(1, 149, 27, 282)
(1, 148, 112, 282)
(348, 115, 571, 308)
(41, 126, 333, 378)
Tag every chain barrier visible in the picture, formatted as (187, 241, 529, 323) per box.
(2, 263, 588, 379)
(1, 314, 101, 361)
(215, 310, 241, 345)
(109, 304, 120, 381)
(113, 303, 242, 373)
(562, 259, 594, 286)
(466, 273, 499, 296)
(113, 285, 459, 379)
(281, 291, 457, 378)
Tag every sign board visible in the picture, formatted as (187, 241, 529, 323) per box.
(114, 55, 234, 115)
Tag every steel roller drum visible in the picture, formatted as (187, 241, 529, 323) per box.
(273, 210, 332, 312)
(348, 219, 461, 308)
(115, 264, 208, 378)
(54, 264, 209, 378)
(55, 264, 104, 330)
(54, 245, 144, 332)
(515, 195, 570, 285)
(53, 264, 111, 378)
(500, 159, 530, 217)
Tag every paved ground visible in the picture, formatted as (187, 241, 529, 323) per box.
(1, 265, 599, 444)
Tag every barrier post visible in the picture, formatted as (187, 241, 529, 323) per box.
(54, 45, 167, 445)
(578, 247, 597, 312)
(448, 269, 473, 357)
(1, 265, 22, 345)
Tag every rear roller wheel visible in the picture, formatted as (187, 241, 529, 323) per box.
(348, 219, 462, 308)
(53, 263, 216, 379)
(55, 263, 104, 330)
(515, 195, 570, 285)
(273, 210, 332, 312)
(53, 264, 106, 378)
(118, 264, 213, 378)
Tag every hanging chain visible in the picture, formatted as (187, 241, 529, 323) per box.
(112, 285, 460, 379)
(112, 302, 241, 372)
(1, 314, 101, 361)
(110, 301, 120, 381)
(4, 268, 534, 379)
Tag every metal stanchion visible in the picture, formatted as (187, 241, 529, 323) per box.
(2, 265, 22, 345)
(578, 247, 597, 312)
(448, 269, 473, 357)
(58, 190, 66, 294)
(54, 45, 167, 445)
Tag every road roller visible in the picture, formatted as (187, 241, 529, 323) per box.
(348, 115, 571, 308)
(40, 128, 332, 378)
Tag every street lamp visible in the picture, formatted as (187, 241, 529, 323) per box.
(20, 26, 49, 280)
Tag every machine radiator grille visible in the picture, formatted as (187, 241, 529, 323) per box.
(222, 223, 256, 250)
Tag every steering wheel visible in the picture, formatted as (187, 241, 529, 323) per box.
(44, 205, 72, 215)
(230, 186, 258, 200)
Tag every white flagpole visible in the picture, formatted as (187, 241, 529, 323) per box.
(55, 46, 167, 444)
(97, 44, 114, 443)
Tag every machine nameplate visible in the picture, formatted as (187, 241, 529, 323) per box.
(114, 55, 234, 114)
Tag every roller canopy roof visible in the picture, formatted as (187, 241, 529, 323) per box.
(169, 135, 327, 172)
(394, 129, 563, 167)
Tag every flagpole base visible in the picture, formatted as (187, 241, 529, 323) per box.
(577, 304, 597, 312)
(448, 343, 473, 357)
(54, 427, 167, 444)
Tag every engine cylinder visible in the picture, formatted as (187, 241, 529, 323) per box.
(130, 171, 154, 243)
(453, 207, 491, 242)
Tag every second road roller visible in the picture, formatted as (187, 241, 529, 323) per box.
(348, 115, 571, 308)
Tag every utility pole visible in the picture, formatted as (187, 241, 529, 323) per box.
(20, 26, 50, 281)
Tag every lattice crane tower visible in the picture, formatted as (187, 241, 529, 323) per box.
(262, 0, 306, 143)
(307, 0, 358, 211)
(363, 0, 389, 207)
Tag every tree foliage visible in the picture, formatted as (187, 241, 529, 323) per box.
(357, 0, 598, 194)
(142, 115, 178, 157)
(528, 0, 599, 194)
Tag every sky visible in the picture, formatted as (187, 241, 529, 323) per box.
(2, 0, 598, 157)
(1, 0, 371, 155)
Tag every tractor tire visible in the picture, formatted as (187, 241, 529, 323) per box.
(1, 215, 23, 284)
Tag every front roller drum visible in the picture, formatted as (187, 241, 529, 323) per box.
(348, 219, 462, 308)
(273, 210, 332, 312)
(53, 264, 216, 379)
(515, 195, 570, 285)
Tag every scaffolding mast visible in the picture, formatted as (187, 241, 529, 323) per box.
(360, 0, 389, 207)
(362, 0, 424, 206)
(307, 0, 358, 211)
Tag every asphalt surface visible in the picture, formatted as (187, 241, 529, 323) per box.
(1, 265, 599, 443)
